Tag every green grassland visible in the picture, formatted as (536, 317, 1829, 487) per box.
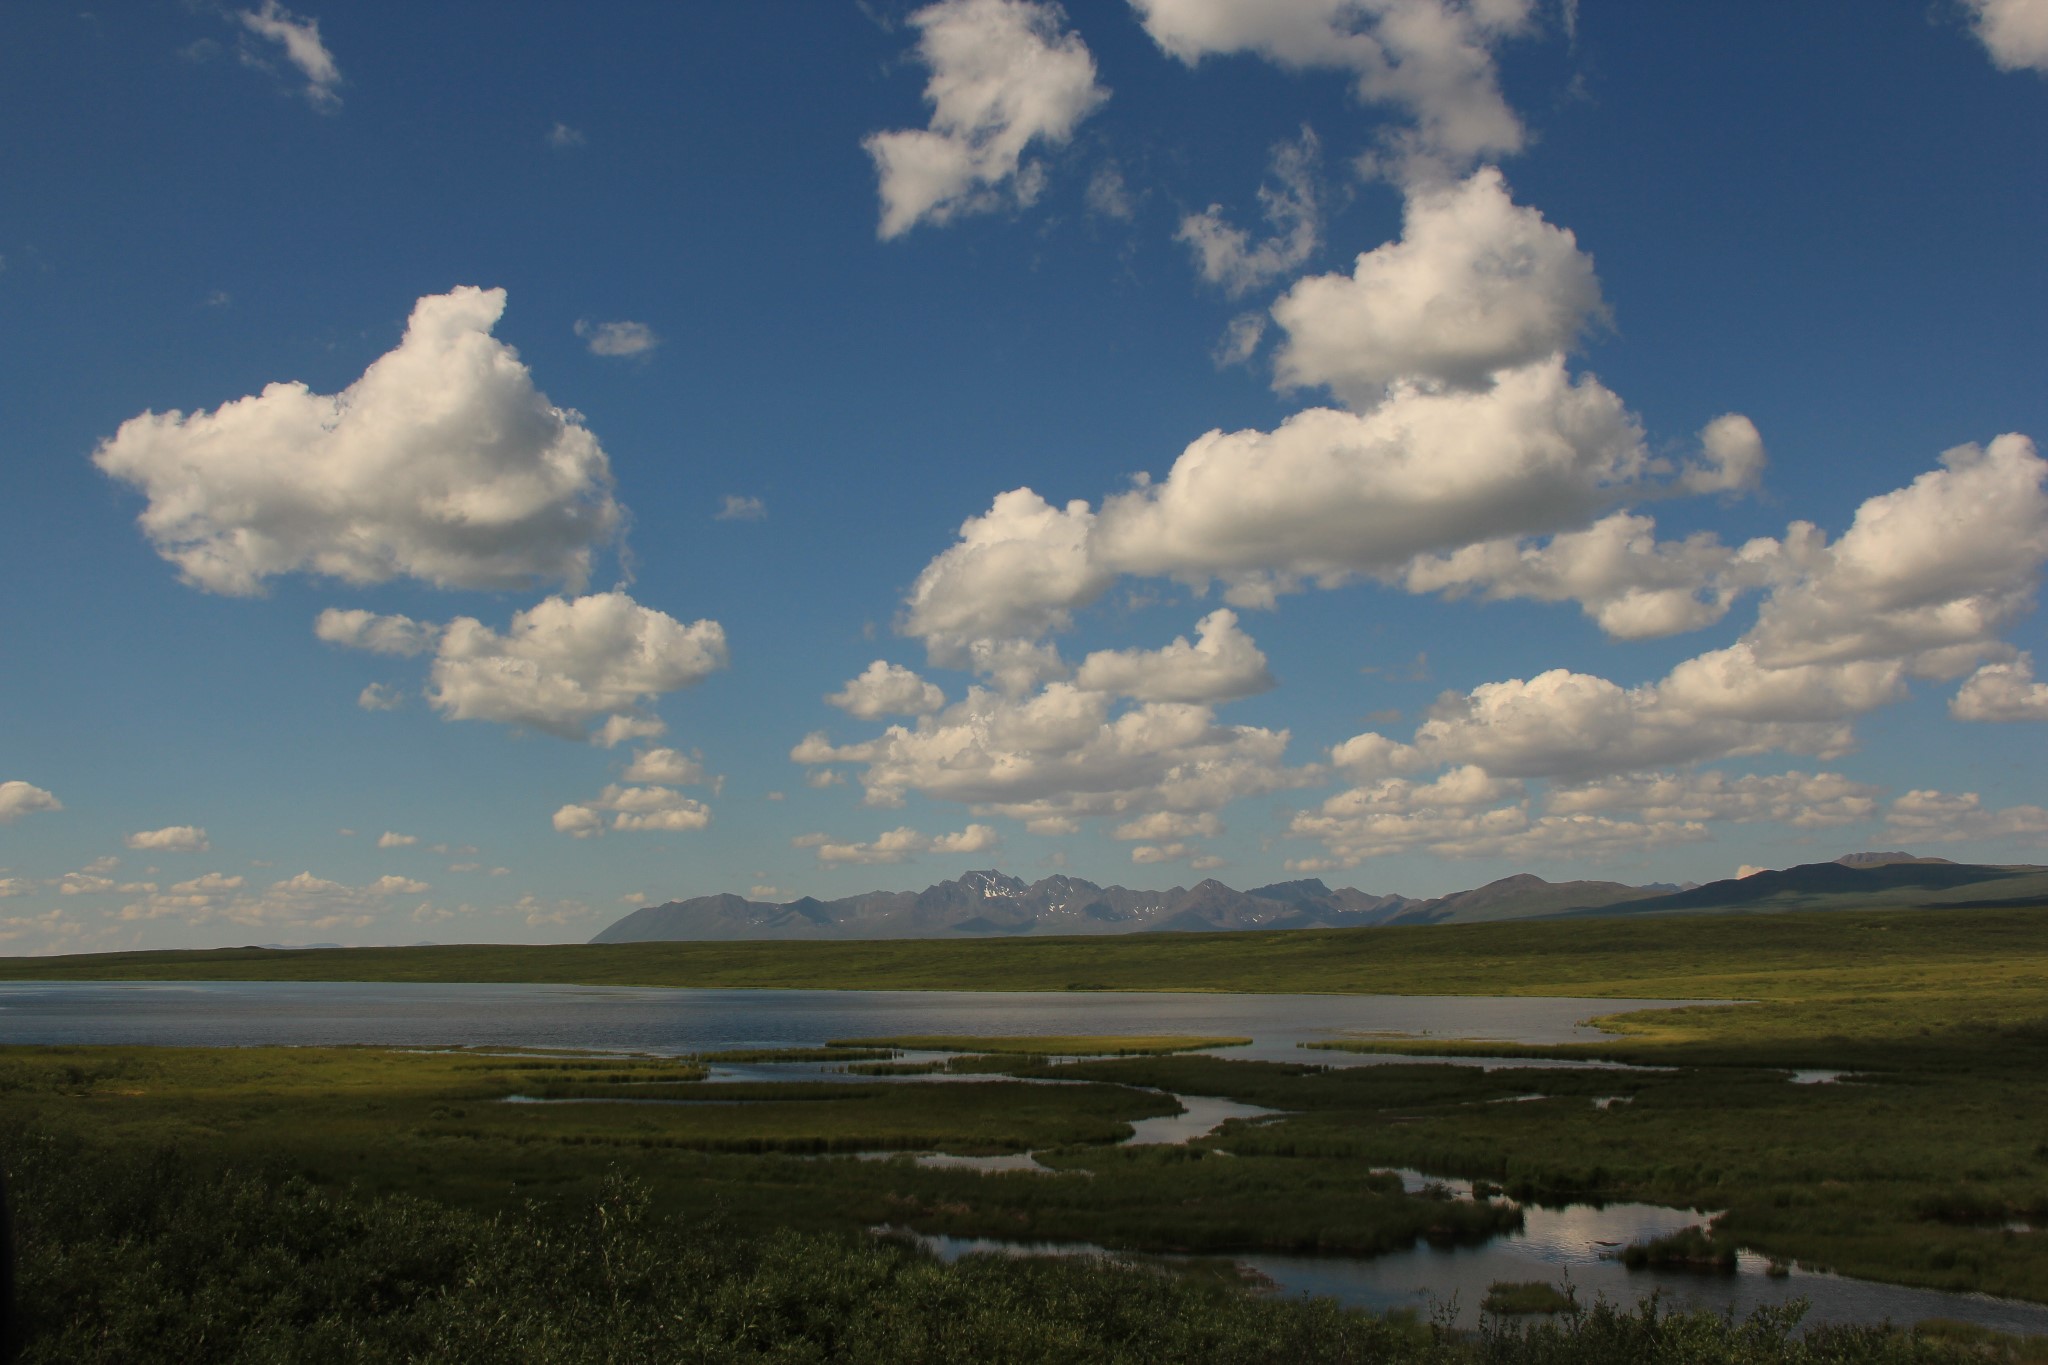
(5, 903, 2046, 1003)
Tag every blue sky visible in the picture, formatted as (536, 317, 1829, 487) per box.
(4, 0, 2047, 952)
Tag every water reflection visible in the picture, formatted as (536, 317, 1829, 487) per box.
(902, 1194, 2048, 1336)
(0, 980, 1716, 1058)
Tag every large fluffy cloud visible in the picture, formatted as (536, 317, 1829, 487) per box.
(1130, 0, 1535, 181)
(1963, 0, 2048, 74)
(1742, 435, 2048, 675)
(1097, 358, 1648, 598)
(1369, 653, 1881, 783)
(906, 358, 1652, 648)
(1072, 609, 1275, 702)
(828, 661, 948, 719)
(1546, 769, 1882, 829)
(1402, 509, 1771, 640)
(324, 593, 727, 742)
(95, 287, 622, 596)
(1952, 654, 2048, 721)
(864, 0, 1108, 238)
(1286, 769, 1710, 866)
(903, 488, 1110, 651)
(1326, 433, 2048, 789)
(1286, 762, 1888, 869)
(428, 594, 726, 741)
(792, 680, 1306, 832)
(1272, 168, 1603, 399)
(0, 782, 62, 825)
(1886, 789, 2048, 844)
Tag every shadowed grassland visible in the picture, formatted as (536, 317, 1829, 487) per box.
(4, 903, 2047, 1003)
(829, 1034, 1252, 1055)
(13, 1135, 2018, 1365)
(1482, 1281, 1576, 1315)
(692, 1046, 894, 1063)
(0, 1046, 1518, 1259)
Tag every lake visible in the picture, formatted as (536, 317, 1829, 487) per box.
(0, 979, 1701, 1062)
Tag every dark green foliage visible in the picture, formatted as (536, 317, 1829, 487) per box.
(1620, 1226, 1738, 1272)
(693, 1047, 897, 1064)
(1480, 1281, 1573, 1315)
(2, 1132, 2017, 1364)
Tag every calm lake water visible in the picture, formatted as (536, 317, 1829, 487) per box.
(0, 980, 1701, 1062)
(7, 979, 2041, 1334)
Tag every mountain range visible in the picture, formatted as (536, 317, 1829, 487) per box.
(589, 853, 2048, 944)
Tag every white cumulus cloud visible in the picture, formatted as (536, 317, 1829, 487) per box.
(1952, 654, 2048, 721)
(1546, 769, 1883, 829)
(321, 592, 729, 743)
(905, 357, 1652, 647)
(1401, 509, 1771, 641)
(865, 0, 1109, 238)
(1073, 609, 1276, 703)
(1964, 0, 2048, 73)
(553, 785, 712, 838)
(1272, 167, 1604, 399)
(1130, 0, 1536, 183)
(621, 748, 712, 785)
(116, 869, 432, 930)
(0, 782, 62, 825)
(1886, 789, 2048, 844)
(793, 824, 1000, 865)
(793, 681, 1309, 833)
(94, 287, 622, 597)
(1742, 435, 2048, 676)
(125, 825, 210, 853)
(829, 661, 948, 719)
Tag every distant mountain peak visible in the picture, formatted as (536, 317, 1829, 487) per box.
(1835, 851, 1954, 868)
(957, 869, 1027, 897)
(589, 864, 1733, 945)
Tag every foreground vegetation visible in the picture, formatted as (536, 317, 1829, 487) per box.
(9, 1132, 2041, 1364)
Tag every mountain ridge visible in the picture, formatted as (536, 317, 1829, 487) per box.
(591, 852, 2047, 944)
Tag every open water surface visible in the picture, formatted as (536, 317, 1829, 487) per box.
(0, 980, 1704, 1061)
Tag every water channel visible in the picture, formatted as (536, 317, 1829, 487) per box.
(4, 979, 2042, 1334)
